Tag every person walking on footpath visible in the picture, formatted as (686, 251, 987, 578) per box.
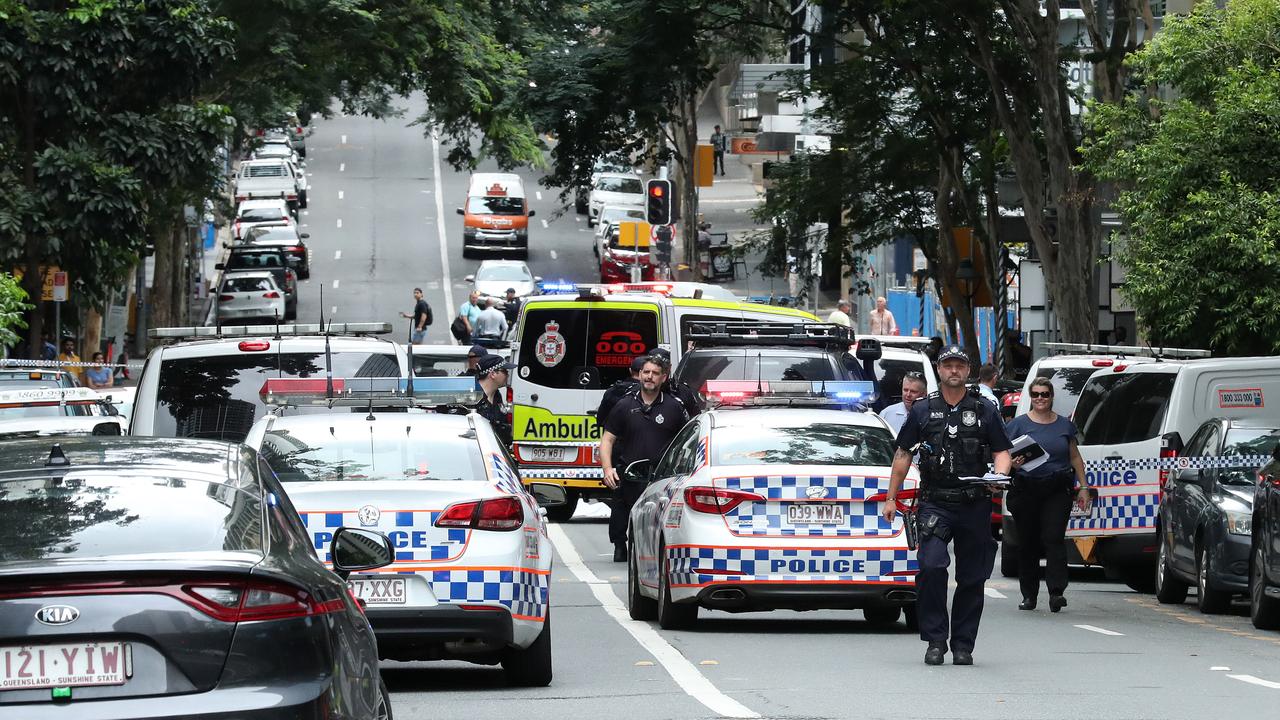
(1004, 377, 1091, 613)
(869, 296, 898, 335)
(827, 299, 852, 327)
(399, 288, 433, 344)
(600, 354, 688, 562)
(710, 125, 727, 176)
(882, 345, 1011, 666)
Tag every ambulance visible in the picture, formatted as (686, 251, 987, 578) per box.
(509, 282, 817, 519)
(458, 173, 534, 258)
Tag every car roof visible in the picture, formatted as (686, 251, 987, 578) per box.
(708, 407, 888, 429)
(596, 172, 641, 181)
(221, 270, 277, 280)
(242, 158, 289, 166)
(0, 436, 242, 481)
(263, 412, 474, 433)
(228, 245, 285, 255)
(1033, 354, 1157, 368)
(153, 334, 399, 358)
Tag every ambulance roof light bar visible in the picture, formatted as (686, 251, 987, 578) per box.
(702, 380, 875, 408)
(259, 376, 482, 408)
(150, 322, 394, 340)
(1041, 342, 1210, 360)
(685, 322, 854, 349)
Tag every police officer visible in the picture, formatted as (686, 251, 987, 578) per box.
(458, 344, 488, 377)
(473, 354, 514, 447)
(648, 347, 700, 417)
(600, 354, 688, 562)
(882, 345, 1011, 666)
(596, 356, 645, 426)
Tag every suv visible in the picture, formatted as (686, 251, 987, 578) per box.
(130, 324, 406, 442)
(587, 173, 644, 227)
(1068, 356, 1280, 591)
(218, 247, 298, 320)
(1156, 418, 1280, 614)
(1013, 344, 1172, 418)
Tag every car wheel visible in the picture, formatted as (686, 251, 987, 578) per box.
(544, 491, 577, 523)
(863, 606, 902, 625)
(298, 190, 308, 209)
(1196, 543, 1231, 614)
(1000, 538, 1018, 578)
(299, 266, 311, 280)
(1155, 536, 1189, 604)
(628, 538, 658, 621)
(502, 612, 553, 687)
(284, 304, 297, 322)
(1251, 545, 1280, 629)
(374, 676, 393, 720)
(657, 540, 697, 630)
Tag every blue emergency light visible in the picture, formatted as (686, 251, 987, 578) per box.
(396, 377, 481, 394)
(539, 281, 578, 294)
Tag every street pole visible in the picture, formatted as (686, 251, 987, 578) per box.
(995, 246, 1009, 377)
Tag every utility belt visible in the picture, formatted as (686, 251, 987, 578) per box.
(1012, 467, 1076, 489)
(919, 484, 991, 504)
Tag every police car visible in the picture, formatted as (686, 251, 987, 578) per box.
(243, 377, 564, 686)
(625, 381, 920, 629)
(0, 387, 127, 438)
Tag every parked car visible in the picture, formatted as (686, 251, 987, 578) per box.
(235, 158, 307, 213)
(587, 173, 644, 226)
(218, 247, 298, 320)
(0, 365, 80, 390)
(1157, 418, 1280, 614)
(1250, 442, 1280, 628)
(233, 199, 294, 240)
(251, 140, 300, 165)
(0, 436, 395, 718)
(216, 271, 287, 324)
(244, 224, 312, 280)
(466, 260, 541, 302)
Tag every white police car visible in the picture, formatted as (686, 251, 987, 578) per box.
(0, 387, 127, 437)
(626, 381, 920, 629)
(243, 377, 564, 686)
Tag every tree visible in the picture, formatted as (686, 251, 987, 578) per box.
(1083, 0, 1280, 355)
(0, 272, 31, 351)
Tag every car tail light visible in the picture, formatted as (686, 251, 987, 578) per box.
(239, 340, 271, 351)
(684, 487, 764, 515)
(263, 291, 281, 299)
(218, 294, 234, 302)
(296, 126, 303, 134)
(866, 487, 919, 514)
(286, 193, 298, 201)
(256, 129, 265, 136)
(435, 496, 523, 531)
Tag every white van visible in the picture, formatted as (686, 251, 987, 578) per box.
(1012, 344, 1207, 418)
(1060, 357, 1280, 590)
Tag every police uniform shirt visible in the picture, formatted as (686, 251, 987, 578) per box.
(603, 391, 688, 477)
(596, 377, 640, 427)
(475, 387, 512, 445)
(896, 390, 1010, 489)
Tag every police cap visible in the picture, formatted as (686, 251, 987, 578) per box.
(477, 354, 515, 375)
(937, 344, 971, 364)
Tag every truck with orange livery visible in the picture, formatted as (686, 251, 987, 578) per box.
(457, 173, 535, 258)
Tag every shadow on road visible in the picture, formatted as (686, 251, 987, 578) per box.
(380, 662, 510, 692)
(688, 613, 916, 636)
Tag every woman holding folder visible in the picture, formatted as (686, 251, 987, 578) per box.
(1004, 377, 1091, 612)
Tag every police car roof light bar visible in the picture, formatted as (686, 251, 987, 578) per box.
(702, 380, 875, 408)
(259, 376, 481, 408)
(149, 322, 394, 340)
(1041, 342, 1210, 360)
(685, 322, 853, 349)
(858, 334, 933, 350)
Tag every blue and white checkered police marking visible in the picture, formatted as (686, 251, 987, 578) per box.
(666, 546, 916, 587)
(428, 568, 549, 620)
(1069, 493, 1158, 531)
(1083, 454, 1270, 472)
(301, 511, 468, 562)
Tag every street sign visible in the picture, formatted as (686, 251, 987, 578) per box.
(618, 222, 652, 249)
(52, 272, 69, 302)
(11, 266, 62, 302)
(693, 145, 715, 187)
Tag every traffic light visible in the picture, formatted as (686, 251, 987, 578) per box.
(654, 224, 673, 263)
(646, 179, 672, 226)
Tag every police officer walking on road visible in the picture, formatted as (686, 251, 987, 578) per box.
(883, 345, 1012, 666)
(473, 354, 514, 447)
(596, 356, 645, 426)
(648, 347, 700, 417)
(600, 354, 688, 562)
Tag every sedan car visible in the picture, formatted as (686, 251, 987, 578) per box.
(587, 173, 644, 226)
(251, 141, 300, 166)
(233, 199, 294, 240)
(245, 379, 566, 686)
(0, 436, 394, 719)
(627, 400, 919, 630)
(465, 260, 541, 302)
(216, 271, 287, 324)
(244, 224, 312, 280)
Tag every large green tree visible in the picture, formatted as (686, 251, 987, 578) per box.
(1083, 0, 1280, 355)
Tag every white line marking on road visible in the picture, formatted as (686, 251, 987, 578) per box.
(1227, 674, 1280, 689)
(303, 211, 309, 216)
(1075, 624, 1124, 636)
(536, 191, 543, 201)
(339, 163, 345, 172)
(430, 130, 456, 322)
(984, 587, 1006, 599)
(547, 525, 759, 719)
(334, 250, 341, 260)
(541, 219, 548, 229)
(332, 280, 340, 289)
(338, 190, 344, 200)
(336, 218, 342, 229)
(1211, 666, 1231, 671)
(341, 134, 347, 144)
(331, 306, 337, 315)
(550, 250, 558, 260)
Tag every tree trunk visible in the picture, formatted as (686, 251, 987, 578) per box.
(19, 82, 45, 359)
(83, 307, 102, 361)
(148, 222, 175, 331)
(933, 160, 980, 359)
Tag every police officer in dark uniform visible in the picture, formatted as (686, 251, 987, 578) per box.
(596, 356, 645, 426)
(457, 344, 488, 377)
(600, 354, 688, 562)
(473, 354, 514, 447)
(648, 347, 700, 417)
(882, 345, 1011, 666)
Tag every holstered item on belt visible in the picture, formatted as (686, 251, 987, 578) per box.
(919, 485, 991, 504)
(904, 511, 919, 551)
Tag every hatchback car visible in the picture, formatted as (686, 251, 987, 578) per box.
(216, 272, 287, 324)
(587, 173, 645, 226)
(0, 436, 394, 718)
(219, 247, 297, 320)
(233, 200, 294, 241)
(466, 260, 541, 302)
(243, 224, 312, 280)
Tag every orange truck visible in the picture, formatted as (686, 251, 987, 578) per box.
(457, 173, 535, 258)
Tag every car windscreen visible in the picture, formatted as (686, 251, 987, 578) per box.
(600, 208, 643, 226)
(260, 423, 485, 482)
(677, 352, 841, 390)
(1220, 428, 1280, 485)
(246, 226, 298, 242)
(242, 164, 287, 178)
(1076, 373, 1177, 445)
(477, 264, 532, 283)
(1038, 365, 1102, 416)
(222, 276, 276, 293)
(227, 252, 286, 270)
(876, 357, 927, 405)
(467, 196, 524, 215)
(153, 351, 400, 442)
(712, 423, 896, 467)
(239, 207, 287, 222)
(0, 473, 264, 563)
(412, 353, 469, 377)
(595, 177, 643, 194)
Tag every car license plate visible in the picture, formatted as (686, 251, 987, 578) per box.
(526, 446, 575, 463)
(0, 641, 131, 691)
(349, 577, 407, 606)
(786, 503, 845, 525)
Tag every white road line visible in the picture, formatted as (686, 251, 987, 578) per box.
(430, 130, 456, 322)
(536, 191, 543, 201)
(983, 587, 1006, 599)
(339, 163, 345, 173)
(332, 280, 340, 289)
(1227, 674, 1280, 689)
(550, 250, 558, 260)
(540, 219, 548, 229)
(547, 525, 759, 719)
(302, 210, 309, 217)
(336, 218, 343, 229)
(1211, 666, 1231, 671)
(334, 250, 342, 260)
(340, 134, 347, 144)
(330, 306, 337, 315)
(1074, 624, 1124, 637)
(338, 190, 344, 200)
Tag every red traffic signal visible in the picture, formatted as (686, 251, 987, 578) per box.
(645, 179, 672, 225)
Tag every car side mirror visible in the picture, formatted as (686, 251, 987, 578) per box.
(456, 208, 465, 215)
(330, 528, 395, 581)
(528, 482, 568, 508)
(91, 421, 122, 436)
(625, 459, 653, 482)
(528, 209, 537, 218)
(465, 275, 475, 282)
(300, 233, 311, 239)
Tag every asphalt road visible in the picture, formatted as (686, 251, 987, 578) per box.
(299, 100, 1280, 720)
